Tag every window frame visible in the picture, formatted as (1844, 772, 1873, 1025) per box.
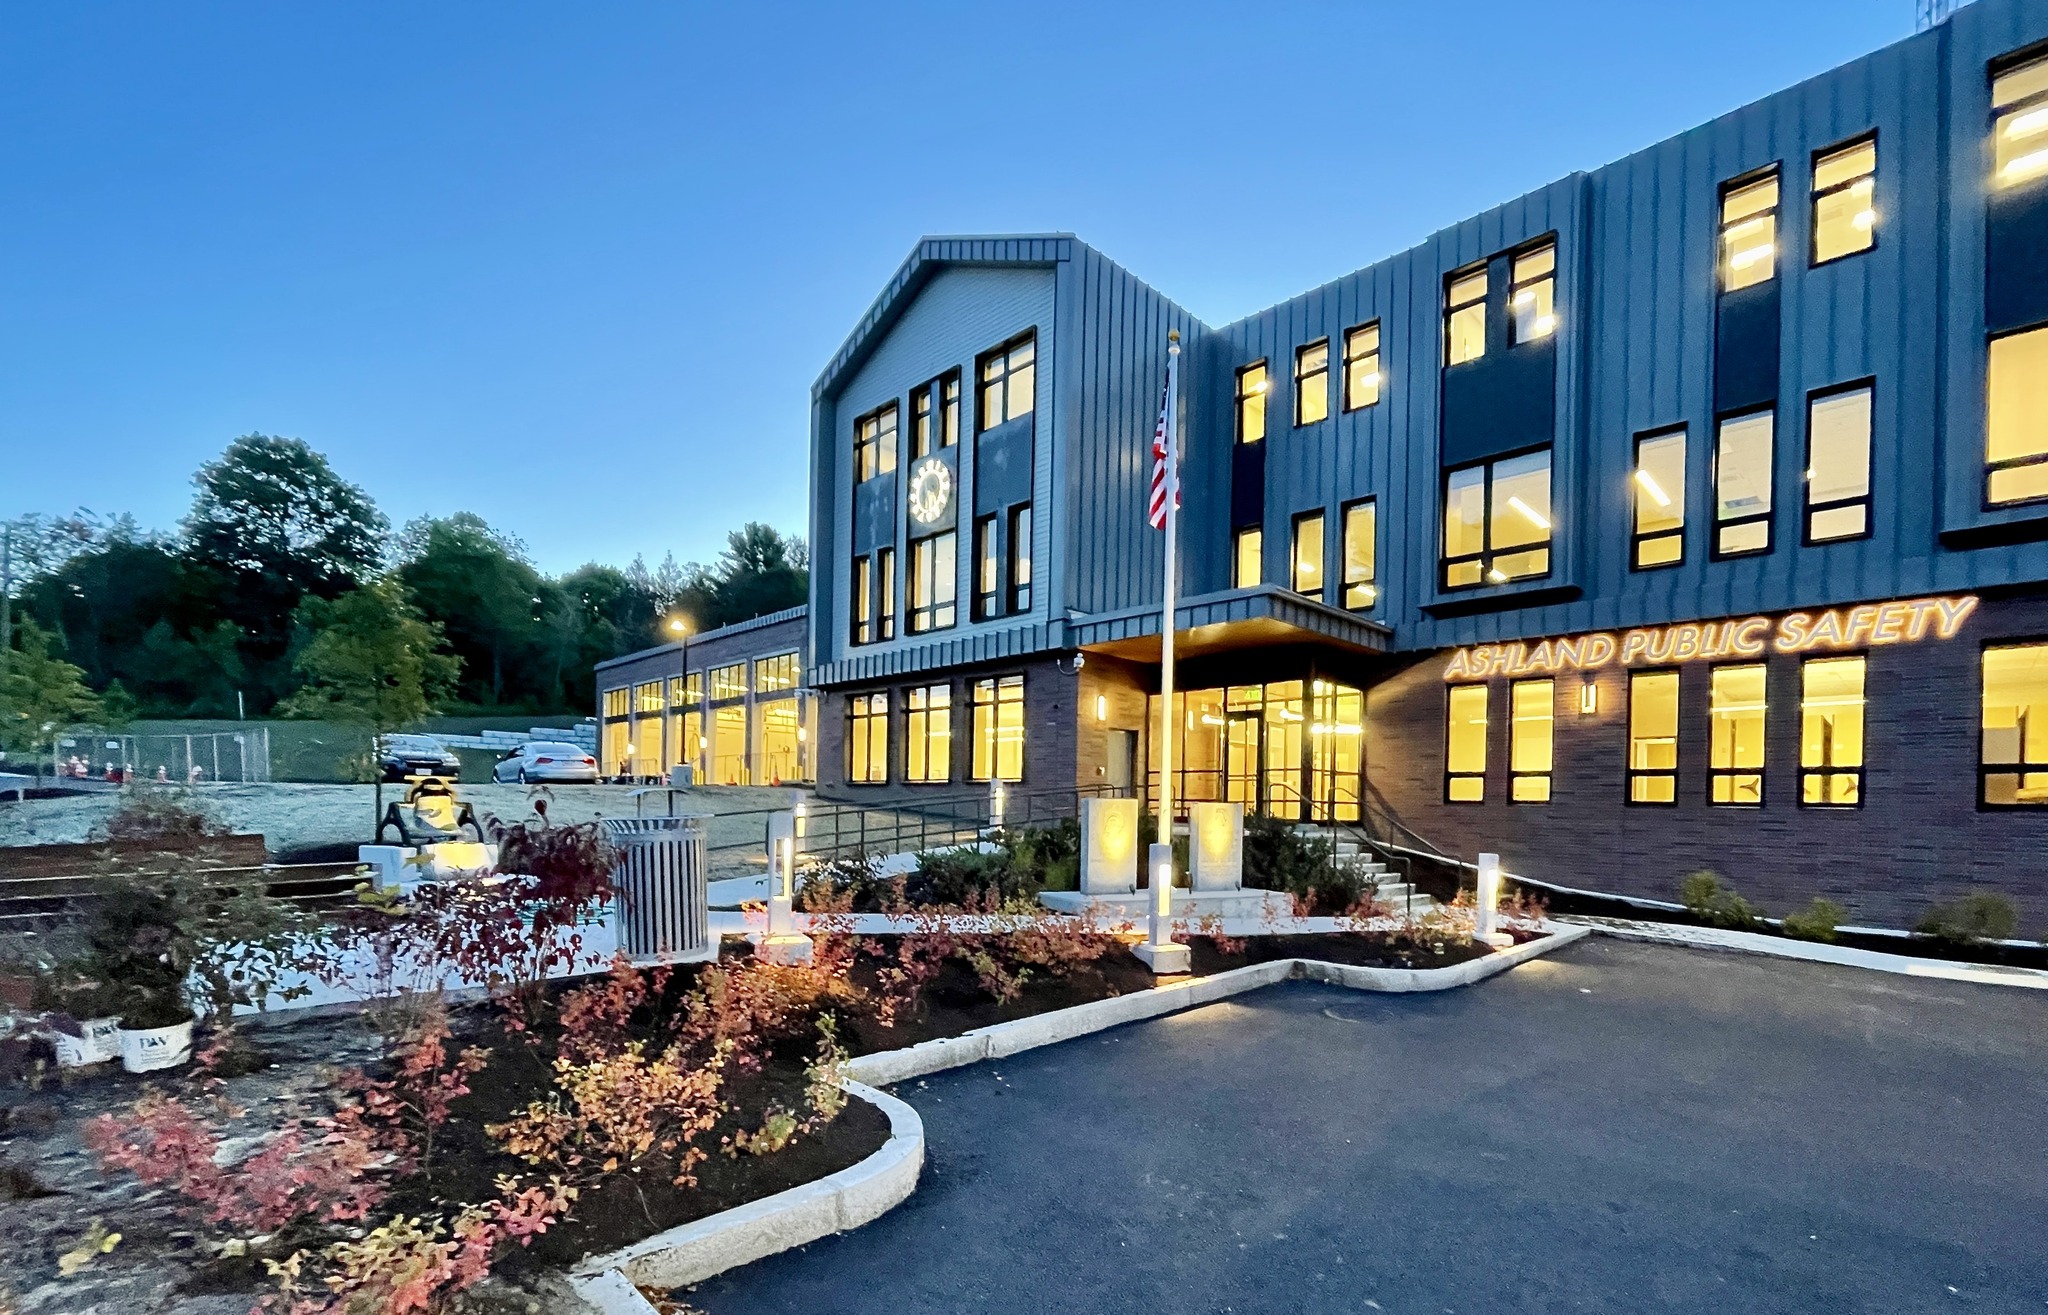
(845, 691, 889, 785)
(1340, 497, 1377, 610)
(1707, 661, 1768, 808)
(907, 531, 956, 634)
(1290, 509, 1325, 601)
(903, 683, 952, 785)
(1991, 48, 2048, 191)
(1809, 132, 1879, 267)
(1984, 323, 2048, 510)
(1979, 637, 2048, 810)
(1711, 404, 1777, 560)
(1507, 239, 1557, 347)
(1631, 425, 1688, 571)
(1294, 338, 1330, 427)
(1342, 321, 1382, 411)
(852, 402, 899, 483)
(971, 514, 999, 622)
(1233, 526, 1263, 589)
(876, 546, 895, 642)
(1508, 677, 1555, 804)
(976, 332, 1036, 433)
(1798, 653, 1867, 810)
(1444, 682, 1489, 804)
(1718, 165, 1782, 293)
(1007, 503, 1033, 614)
(1802, 378, 1876, 546)
(850, 554, 873, 646)
(968, 674, 1026, 784)
(1235, 361, 1269, 444)
(1440, 446, 1554, 591)
(1443, 265, 1488, 367)
(1626, 668, 1681, 807)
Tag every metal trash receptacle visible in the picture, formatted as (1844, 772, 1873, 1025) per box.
(600, 815, 713, 964)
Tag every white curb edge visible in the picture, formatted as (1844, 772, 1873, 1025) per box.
(1565, 915, 2048, 990)
(563, 924, 1587, 1305)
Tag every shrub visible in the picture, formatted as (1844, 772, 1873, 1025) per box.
(1240, 813, 1369, 915)
(1781, 897, 1845, 943)
(1915, 893, 2019, 947)
(95, 785, 229, 843)
(1678, 871, 1765, 931)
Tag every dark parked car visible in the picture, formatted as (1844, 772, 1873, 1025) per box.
(377, 734, 462, 782)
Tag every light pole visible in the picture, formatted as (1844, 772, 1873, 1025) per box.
(667, 616, 692, 784)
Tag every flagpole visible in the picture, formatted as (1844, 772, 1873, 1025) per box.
(1144, 329, 1186, 971)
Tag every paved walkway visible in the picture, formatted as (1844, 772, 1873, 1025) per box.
(688, 937, 2047, 1314)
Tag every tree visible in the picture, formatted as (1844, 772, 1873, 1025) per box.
(704, 523, 808, 629)
(0, 617, 102, 762)
(279, 577, 460, 831)
(395, 513, 547, 709)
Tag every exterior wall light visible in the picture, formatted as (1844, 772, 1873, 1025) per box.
(1096, 693, 1108, 722)
(1580, 682, 1599, 715)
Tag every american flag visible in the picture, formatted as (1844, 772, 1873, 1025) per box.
(1147, 350, 1180, 530)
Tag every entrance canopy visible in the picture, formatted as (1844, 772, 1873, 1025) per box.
(1068, 585, 1393, 667)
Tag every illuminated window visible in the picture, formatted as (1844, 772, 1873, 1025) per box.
(1343, 322, 1381, 410)
(603, 720, 629, 777)
(1720, 171, 1780, 292)
(908, 532, 956, 633)
(970, 675, 1025, 782)
(635, 682, 664, 713)
(759, 700, 800, 784)
(1341, 499, 1377, 609)
(972, 514, 999, 621)
(1987, 325, 2048, 506)
(1632, 427, 1687, 569)
(1993, 52, 2048, 189)
(1628, 670, 1679, 804)
(1714, 408, 1775, 557)
(854, 403, 898, 482)
(846, 692, 888, 784)
(1291, 511, 1324, 601)
(1233, 527, 1263, 589)
(909, 371, 959, 459)
(1981, 642, 2048, 807)
(1008, 504, 1032, 613)
(1800, 655, 1865, 807)
(1441, 449, 1552, 589)
(1811, 137, 1877, 264)
(852, 556, 873, 645)
(1805, 383, 1873, 543)
(978, 334, 1035, 431)
(712, 704, 746, 785)
(1709, 663, 1766, 806)
(876, 547, 895, 641)
(1445, 684, 1488, 803)
(1236, 362, 1268, 443)
(673, 673, 702, 708)
(1444, 267, 1487, 365)
(1294, 339, 1330, 426)
(905, 684, 952, 784)
(709, 663, 747, 701)
(755, 652, 801, 694)
(632, 712, 664, 780)
(1510, 242, 1556, 345)
(1510, 678, 1554, 803)
(602, 687, 631, 719)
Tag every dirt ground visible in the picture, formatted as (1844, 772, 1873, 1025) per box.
(0, 783, 809, 867)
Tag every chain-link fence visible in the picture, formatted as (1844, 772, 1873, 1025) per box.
(50, 727, 272, 785)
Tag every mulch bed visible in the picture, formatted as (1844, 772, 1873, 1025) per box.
(1184, 932, 1501, 976)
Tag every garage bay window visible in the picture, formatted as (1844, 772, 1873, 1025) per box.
(1709, 664, 1766, 805)
(905, 684, 952, 784)
(1628, 670, 1679, 804)
(1800, 655, 1865, 807)
(1981, 642, 2048, 807)
(1987, 325, 2048, 506)
(1445, 684, 1488, 803)
(1442, 449, 1552, 589)
(1509, 678, 1553, 803)
(847, 693, 888, 784)
(970, 675, 1025, 782)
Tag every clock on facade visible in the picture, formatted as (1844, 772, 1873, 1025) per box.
(908, 456, 953, 525)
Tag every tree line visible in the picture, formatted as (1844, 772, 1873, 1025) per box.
(1, 433, 806, 741)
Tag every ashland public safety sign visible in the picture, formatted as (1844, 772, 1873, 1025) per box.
(1440, 594, 1980, 681)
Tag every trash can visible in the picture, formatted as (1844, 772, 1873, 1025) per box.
(600, 815, 713, 964)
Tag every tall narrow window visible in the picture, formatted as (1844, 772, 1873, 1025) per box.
(851, 555, 873, 646)
(1341, 499, 1377, 608)
(1628, 670, 1679, 804)
(1442, 449, 1552, 589)
(847, 693, 888, 784)
(1343, 322, 1381, 410)
(972, 515, 999, 621)
(1294, 339, 1329, 425)
(1800, 655, 1865, 807)
(1714, 408, 1775, 557)
(1445, 267, 1487, 365)
(1720, 172, 1780, 292)
(908, 532, 956, 633)
(1509, 678, 1554, 802)
(1233, 527, 1263, 589)
(978, 334, 1035, 430)
(1982, 642, 2048, 807)
(970, 675, 1025, 782)
(1633, 427, 1687, 569)
(910, 382, 934, 459)
(1987, 325, 2048, 506)
(1805, 383, 1873, 543)
(1291, 511, 1324, 600)
(941, 374, 961, 446)
(1509, 242, 1556, 345)
(1236, 362, 1268, 443)
(1709, 664, 1766, 805)
(1993, 52, 2048, 189)
(854, 404, 898, 482)
(876, 547, 895, 641)
(1812, 137, 1877, 264)
(1445, 684, 1488, 803)
(905, 684, 952, 784)
(1007, 504, 1032, 613)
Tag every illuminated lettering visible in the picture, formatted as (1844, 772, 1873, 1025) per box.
(1731, 617, 1771, 655)
(1904, 598, 1941, 641)
(1934, 595, 1978, 639)
(1553, 637, 1582, 669)
(1443, 649, 1472, 679)
(1526, 640, 1554, 673)
(1872, 603, 1908, 644)
(1583, 634, 1617, 666)
(1621, 631, 1652, 664)
(1775, 613, 1812, 652)
(1670, 624, 1702, 661)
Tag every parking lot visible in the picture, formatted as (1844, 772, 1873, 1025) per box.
(691, 938, 2048, 1314)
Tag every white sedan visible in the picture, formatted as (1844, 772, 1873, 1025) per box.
(492, 741, 600, 785)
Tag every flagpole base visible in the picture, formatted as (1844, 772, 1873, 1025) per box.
(1133, 940, 1191, 975)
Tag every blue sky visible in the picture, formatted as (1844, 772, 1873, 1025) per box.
(0, 0, 1911, 576)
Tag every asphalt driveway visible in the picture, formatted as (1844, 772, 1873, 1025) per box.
(688, 938, 2048, 1314)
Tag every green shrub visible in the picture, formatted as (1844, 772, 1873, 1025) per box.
(1780, 897, 1845, 943)
(1678, 870, 1765, 931)
(1915, 893, 2019, 947)
(1240, 813, 1369, 914)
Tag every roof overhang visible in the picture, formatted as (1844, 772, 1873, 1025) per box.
(1068, 586, 1393, 664)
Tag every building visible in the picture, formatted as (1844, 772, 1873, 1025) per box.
(803, 0, 2048, 929)
(595, 606, 815, 786)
